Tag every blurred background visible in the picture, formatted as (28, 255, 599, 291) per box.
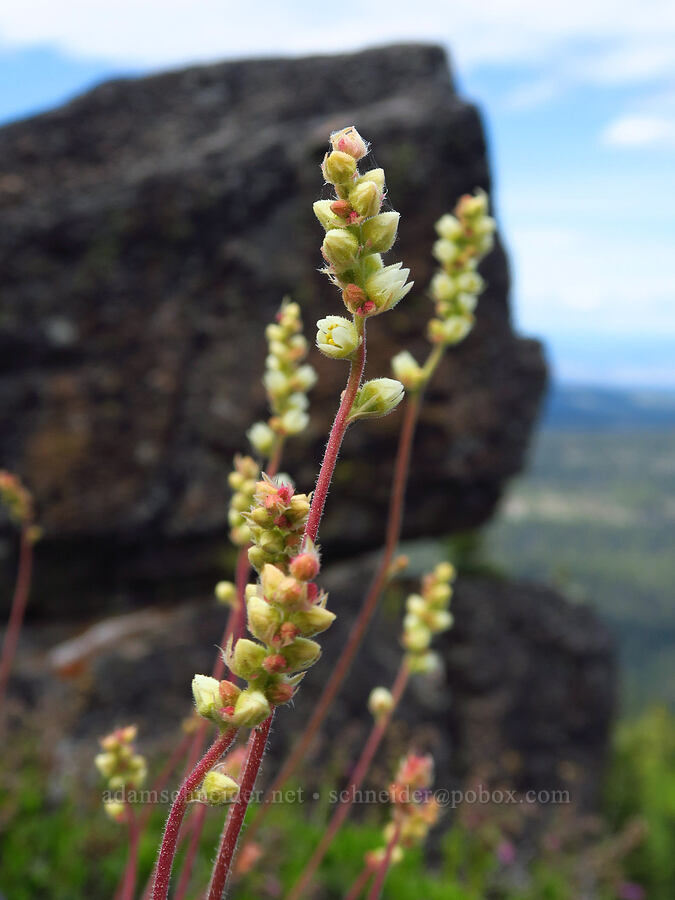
(0, 3, 673, 899)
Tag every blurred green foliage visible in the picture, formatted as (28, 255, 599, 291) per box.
(3, 707, 674, 898)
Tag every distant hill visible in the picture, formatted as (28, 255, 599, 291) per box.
(543, 384, 675, 430)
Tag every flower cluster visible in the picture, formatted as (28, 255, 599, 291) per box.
(427, 189, 495, 345)
(192, 478, 335, 730)
(244, 476, 311, 572)
(94, 725, 147, 822)
(247, 299, 316, 457)
(367, 753, 440, 868)
(227, 454, 261, 549)
(314, 125, 412, 328)
(402, 562, 455, 674)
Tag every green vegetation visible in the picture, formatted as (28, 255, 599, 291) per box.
(485, 425, 675, 710)
(3, 708, 674, 899)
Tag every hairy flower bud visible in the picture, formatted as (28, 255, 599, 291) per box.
(192, 674, 222, 721)
(316, 316, 361, 360)
(435, 213, 462, 241)
(226, 689, 271, 728)
(427, 315, 473, 345)
(282, 637, 322, 672)
(290, 605, 336, 637)
(322, 150, 357, 184)
(247, 595, 282, 644)
(313, 199, 345, 231)
(289, 550, 321, 581)
(330, 125, 369, 160)
(229, 639, 267, 679)
(322, 229, 359, 272)
(349, 180, 382, 218)
(357, 167, 385, 191)
(349, 378, 405, 422)
(362, 211, 400, 253)
(198, 770, 239, 806)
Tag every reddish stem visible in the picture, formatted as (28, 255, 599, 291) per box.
(207, 713, 274, 900)
(344, 864, 374, 900)
(286, 661, 410, 900)
(174, 802, 208, 900)
(151, 728, 237, 900)
(245, 394, 420, 843)
(0, 528, 34, 713)
(119, 803, 140, 900)
(304, 325, 367, 546)
(367, 819, 402, 900)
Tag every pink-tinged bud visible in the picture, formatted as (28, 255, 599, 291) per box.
(289, 552, 320, 581)
(330, 126, 369, 160)
(219, 680, 242, 706)
(265, 681, 296, 705)
(330, 199, 352, 218)
(279, 622, 300, 646)
(235, 842, 263, 877)
(341, 282, 366, 313)
(263, 654, 288, 673)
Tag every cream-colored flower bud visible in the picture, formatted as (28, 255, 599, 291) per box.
(368, 686, 394, 720)
(247, 421, 276, 457)
(349, 180, 381, 218)
(349, 378, 405, 422)
(283, 637, 322, 672)
(199, 770, 240, 805)
(322, 229, 359, 272)
(432, 238, 459, 267)
(407, 650, 443, 676)
(228, 689, 271, 728)
(103, 799, 127, 822)
(430, 271, 457, 302)
(313, 199, 344, 231)
(364, 263, 413, 313)
(357, 168, 385, 191)
(362, 212, 400, 253)
(316, 316, 361, 360)
(280, 408, 309, 435)
(323, 150, 357, 184)
(294, 364, 318, 392)
(458, 189, 489, 218)
(435, 213, 462, 241)
(261, 563, 285, 598)
(403, 624, 432, 652)
(406, 593, 427, 616)
(247, 595, 281, 644)
(95, 752, 116, 779)
(455, 292, 478, 315)
(291, 605, 336, 637)
(428, 609, 454, 633)
(457, 271, 484, 295)
(229, 639, 266, 679)
(427, 583, 452, 605)
(331, 126, 369, 160)
(192, 674, 221, 721)
(215, 581, 237, 607)
(391, 350, 425, 391)
(427, 316, 473, 345)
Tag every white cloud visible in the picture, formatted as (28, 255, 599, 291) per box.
(0, 0, 674, 80)
(602, 114, 675, 148)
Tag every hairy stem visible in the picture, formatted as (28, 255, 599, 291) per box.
(304, 322, 367, 546)
(286, 661, 410, 900)
(207, 713, 274, 900)
(0, 528, 34, 714)
(151, 728, 237, 900)
(367, 819, 402, 900)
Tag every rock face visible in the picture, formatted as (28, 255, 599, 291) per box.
(0, 43, 546, 616)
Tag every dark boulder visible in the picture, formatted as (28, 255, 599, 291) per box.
(0, 43, 546, 617)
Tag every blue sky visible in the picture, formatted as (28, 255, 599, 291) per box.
(1, 1, 673, 387)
